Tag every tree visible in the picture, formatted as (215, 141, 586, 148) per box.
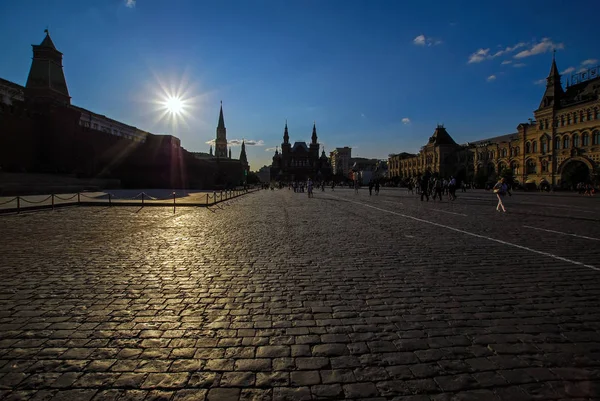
(246, 171, 260, 185)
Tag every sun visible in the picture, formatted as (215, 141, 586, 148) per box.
(164, 96, 184, 115)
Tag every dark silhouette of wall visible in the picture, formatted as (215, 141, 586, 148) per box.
(0, 101, 243, 189)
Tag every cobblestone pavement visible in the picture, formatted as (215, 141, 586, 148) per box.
(1, 188, 600, 400)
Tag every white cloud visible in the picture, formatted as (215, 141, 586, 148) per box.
(487, 75, 497, 82)
(413, 35, 426, 46)
(206, 138, 263, 146)
(577, 67, 588, 73)
(468, 42, 526, 64)
(125, 0, 136, 8)
(514, 38, 564, 59)
(501, 60, 512, 65)
(468, 48, 490, 63)
(492, 42, 526, 58)
(534, 78, 546, 85)
(265, 147, 277, 152)
(581, 59, 598, 66)
(402, 118, 411, 125)
(561, 66, 575, 74)
(513, 63, 526, 68)
(413, 34, 442, 47)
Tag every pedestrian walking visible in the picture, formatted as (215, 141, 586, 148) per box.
(307, 179, 314, 198)
(448, 176, 457, 201)
(493, 178, 508, 212)
(433, 178, 443, 201)
(420, 175, 430, 202)
(368, 180, 374, 196)
(375, 180, 380, 195)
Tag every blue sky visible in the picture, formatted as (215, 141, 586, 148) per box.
(1, 0, 598, 170)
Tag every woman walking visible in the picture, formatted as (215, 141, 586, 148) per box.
(493, 178, 508, 212)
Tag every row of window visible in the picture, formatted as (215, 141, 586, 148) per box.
(538, 108, 600, 130)
(79, 119, 146, 143)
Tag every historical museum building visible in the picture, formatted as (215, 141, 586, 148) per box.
(0, 31, 246, 190)
(388, 56, 600, 188)
(270, 122, 331, 181)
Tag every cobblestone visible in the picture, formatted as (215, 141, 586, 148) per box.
(1, 189, 600, 399)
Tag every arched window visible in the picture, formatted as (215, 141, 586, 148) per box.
(532, 141, 538, 153)
(567, 115, 572, 125)
(515, 147, 519, 156)
(563, 136, 570, 149)
(587, 110, 592, 121)
(541, 138, 547, 153)
(580, 111, 584, 122)
(526, 159, 536, 174)
(525, 142, 531, 153)
(573, 134, 579, 147)
(573, 113, 578, 124)
(511, 161, 519, 175)
(498, 162, 506, 171)
(594, 130, 600, 145)
(555, 137, 561, 150)
(582, 132, 590, 146)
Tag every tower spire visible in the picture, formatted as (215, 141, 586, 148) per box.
(215, 101, 227, 157)
(218, 100, 225, 129)
(25, 29, 69, 104)
(538, 53, 564, 110)
(283, 119, 289, 144)
(311, 121, 318, 145)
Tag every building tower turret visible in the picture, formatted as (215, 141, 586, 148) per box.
(215, 101, 228, 158)
(240, 139, 249, 170)
(25, 29, 71, 105)
(538, 51, 564, 110)
(309, 121, 320, 166)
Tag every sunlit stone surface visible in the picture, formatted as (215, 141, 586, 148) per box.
(0, 188, 599, 400)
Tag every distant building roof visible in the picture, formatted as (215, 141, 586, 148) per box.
(428, 125, 457, 146)
(292, 142, 309, 152)
(0, 77, 24, 90)
(467, 133, 519, 146)
(389, 152, 416, 159)
(563, 75, 600, 106)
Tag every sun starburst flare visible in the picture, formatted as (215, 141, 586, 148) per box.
(135, 66, 216, 137)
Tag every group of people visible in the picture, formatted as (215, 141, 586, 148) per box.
(415, 175, 459, 202)
(576, 182, 596, 196)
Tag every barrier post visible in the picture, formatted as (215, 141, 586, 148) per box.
(77, 193, 81, 204)
(51, 194, 55, 210)
(141, 193, 144, 206)
(109, 193, 112, 206)
(206, 193, 209, 205)
(213, 192, 216, 206)
(173, 192, 176, 214)
(17, 196, 20, 213)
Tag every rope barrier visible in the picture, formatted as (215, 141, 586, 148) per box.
(0, 187, 259, 213)
(79, 192, 105, 199)
(19, 195, 52, 204)
(0, 197, 17, 206)
(54, 194, 78, 201)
